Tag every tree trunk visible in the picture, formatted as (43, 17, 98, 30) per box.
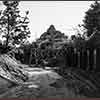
(5, 12, 10, 47)
(29, 48, 32, 65)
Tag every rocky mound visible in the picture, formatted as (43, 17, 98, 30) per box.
(0, 54, 28, 83)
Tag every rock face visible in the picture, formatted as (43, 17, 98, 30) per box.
(0, 76, 12, 87)
(0, 54, 29, 94)
(0, 76, 14, 94)
(0, 54, 28, 84)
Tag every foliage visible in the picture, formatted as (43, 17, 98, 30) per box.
(31, 25, 69, 67)
(15, 41, 32, 64)
(70, 25, 87, 51)
(0, 1, 30, 48)
(37, 25, 68, 49)
(83, 1, 100, 37)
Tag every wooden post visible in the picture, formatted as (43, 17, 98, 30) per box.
(74, 48, 77, 66)
(74, 48, 77, 53)
(86, 49, 90, 71)
(94, 49, 96, 71)
(81, 49, 83, 69)
(78, 51, 80, 68)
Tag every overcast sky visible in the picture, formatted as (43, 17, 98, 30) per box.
(0, 1, 93, 42)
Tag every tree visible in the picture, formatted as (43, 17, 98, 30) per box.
(37, 25, 68, 49)
(34, 25, 69, 67)
(0, 1, 30, 48)
(83, 0, 100, 37)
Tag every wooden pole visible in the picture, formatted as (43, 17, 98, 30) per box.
(94, 49, 96, 71)
(74, 48, 77, 67)
(78, 51, 80, 68)
(86, 49, 90, 71)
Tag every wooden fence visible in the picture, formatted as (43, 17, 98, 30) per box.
(28, 46, 100, 72)
(66, 47, 100, 72)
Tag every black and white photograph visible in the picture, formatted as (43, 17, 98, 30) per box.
(0, 0, 100, 98)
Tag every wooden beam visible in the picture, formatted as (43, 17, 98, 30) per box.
(86, 49, 90, 71)
(93, 49, 96, 71)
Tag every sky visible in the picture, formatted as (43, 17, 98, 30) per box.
(0, 1, 94, 42)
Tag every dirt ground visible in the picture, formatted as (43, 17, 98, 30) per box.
(0, 67, 100, 98)
(0, 79, 86, 98)
(0, 77, 100, 98)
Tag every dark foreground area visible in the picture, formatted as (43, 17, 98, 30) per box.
(0, 67, 100, 98)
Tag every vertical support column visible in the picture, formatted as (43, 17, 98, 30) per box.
(81, 49, 83, 69)
(94, 49, 96, 71)
(71, 48, 73, 67)
(86, 49, 90, 71)
(78, 51, 80, 68)
(74, 48, 77, 54)
(74, 48, 76, 67)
